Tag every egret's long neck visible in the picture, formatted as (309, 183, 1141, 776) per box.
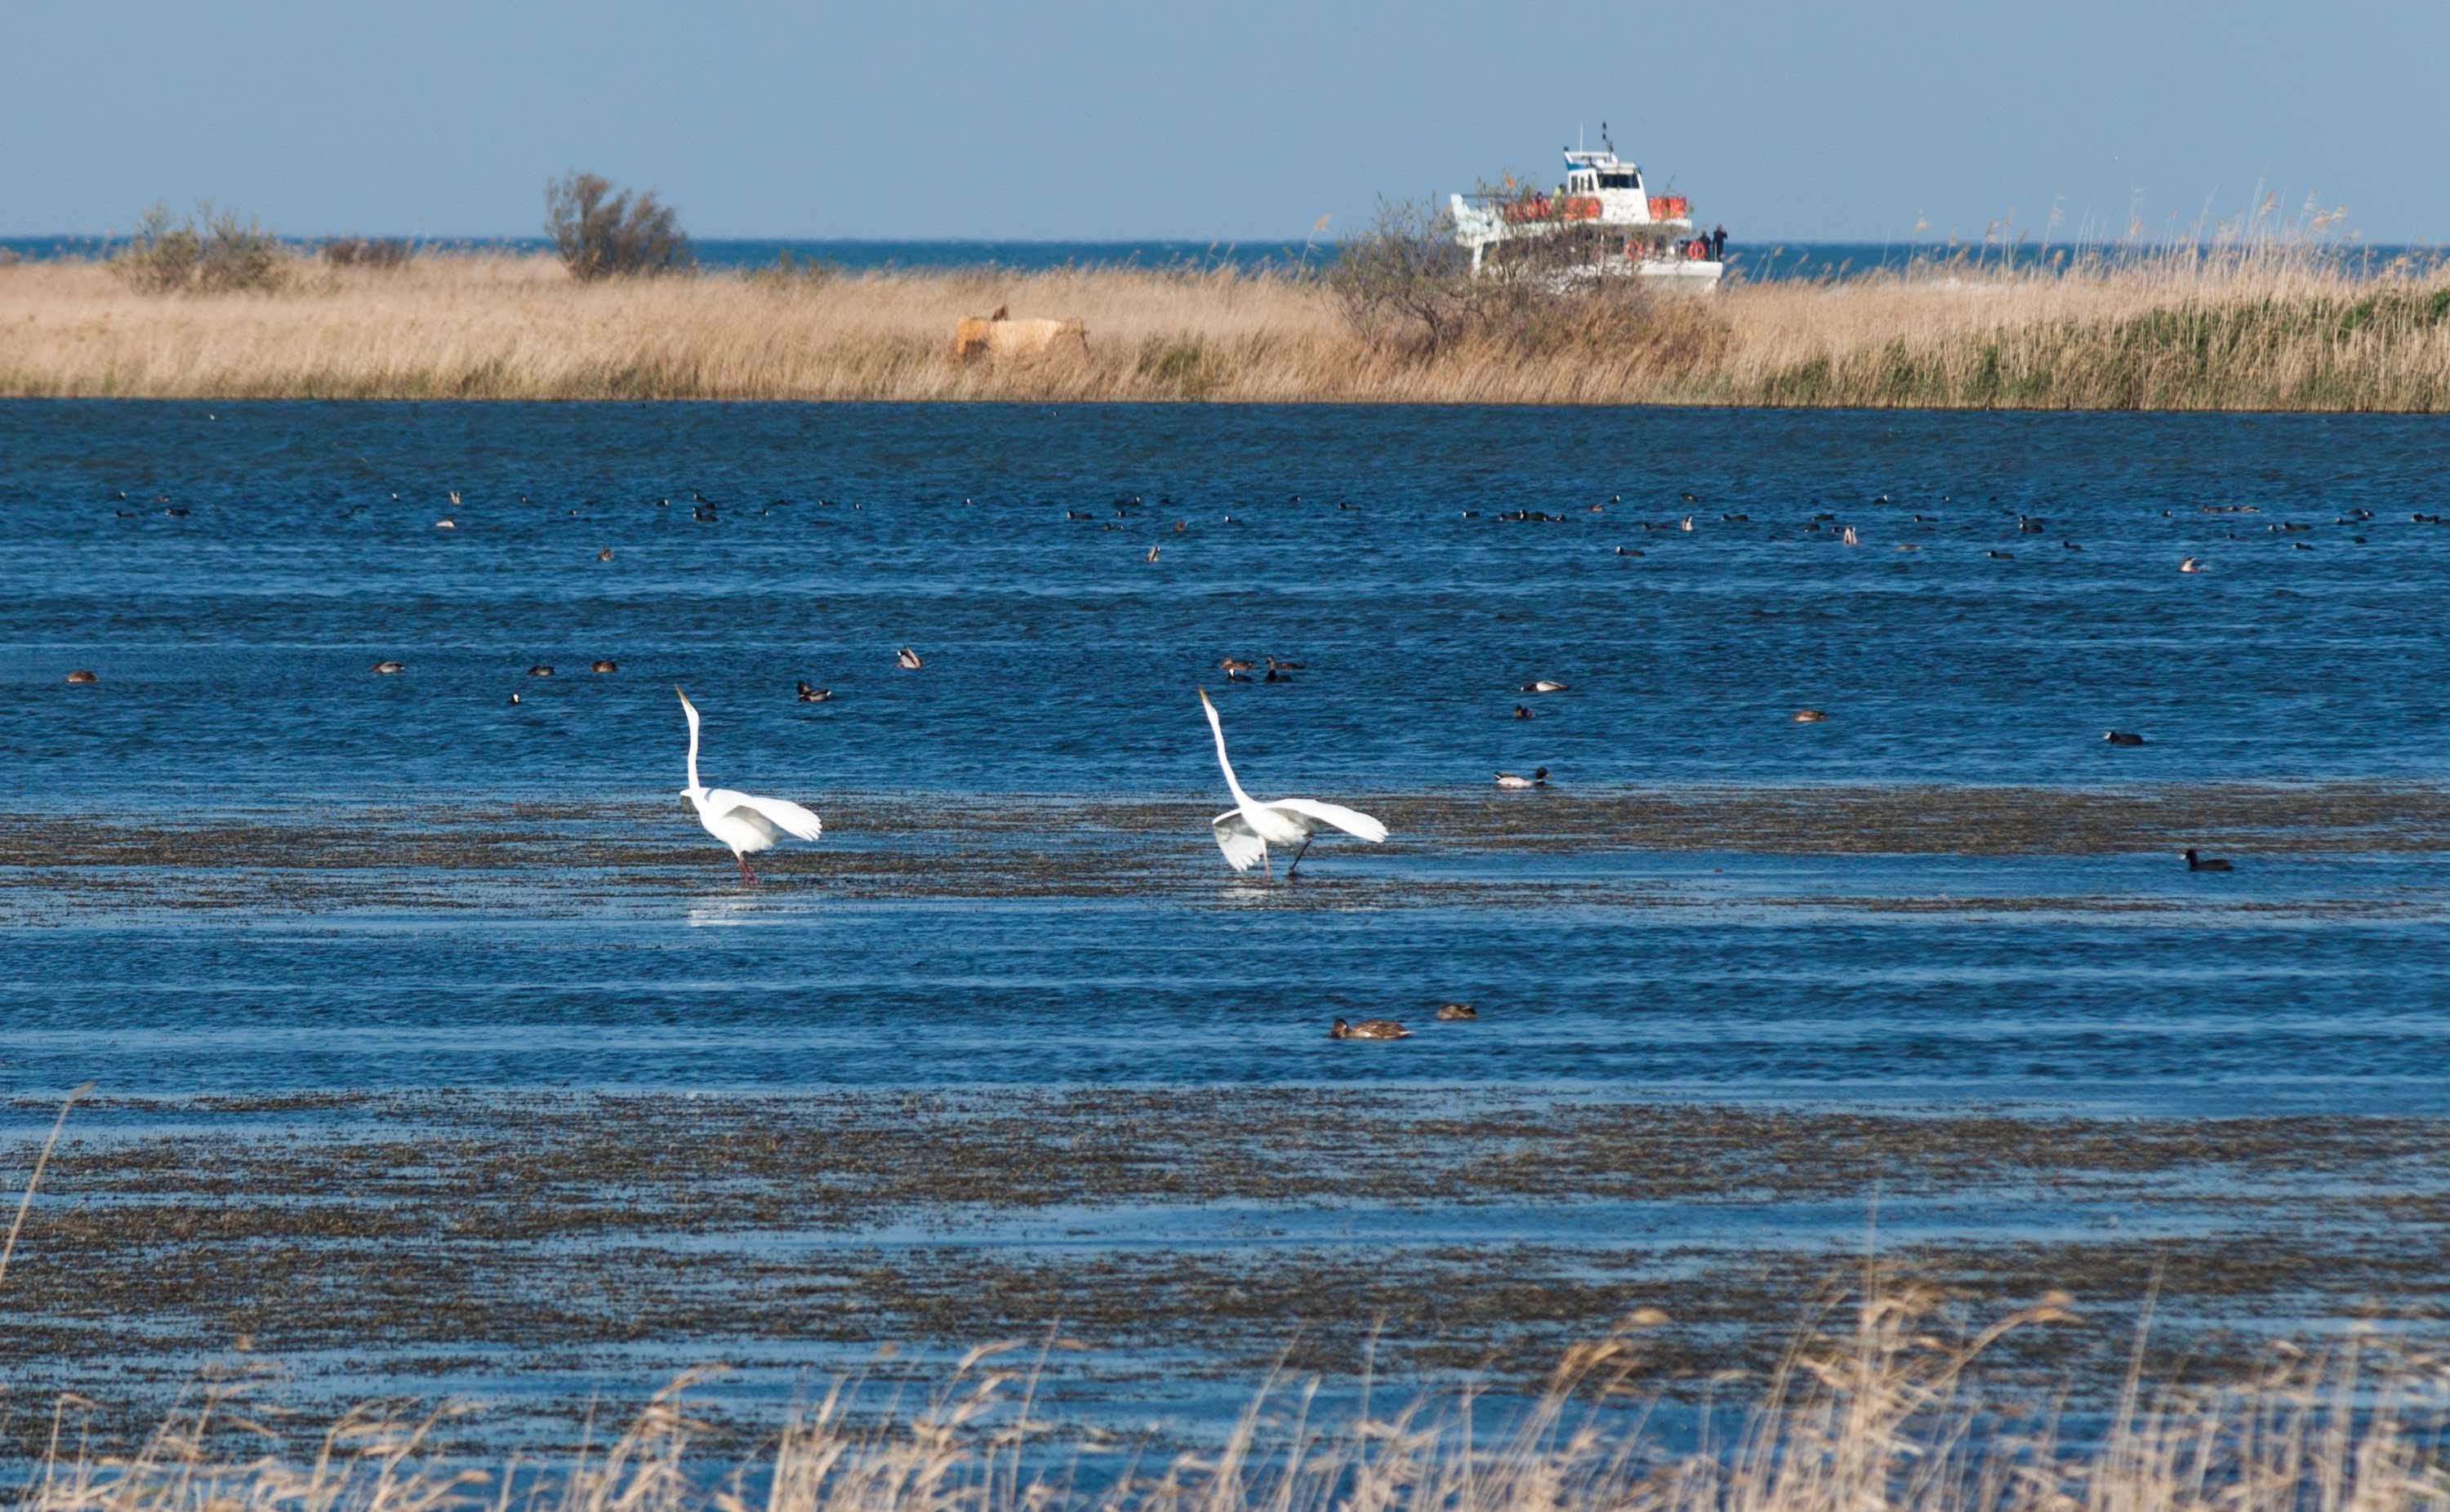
(1204, 700, 1255, 808)
(684, 709, 702, 791)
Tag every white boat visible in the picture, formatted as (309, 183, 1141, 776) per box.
(1450, 130, 1724, 289)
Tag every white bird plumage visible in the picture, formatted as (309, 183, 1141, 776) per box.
(675, 686, 822, 883)
(1198, 688, 1386, 877)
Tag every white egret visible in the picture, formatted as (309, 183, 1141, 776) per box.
(674, 686, 824, 884)
(1198, 688, 1386, 878)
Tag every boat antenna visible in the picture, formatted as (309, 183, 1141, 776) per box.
(1602, 120, 1613, 153)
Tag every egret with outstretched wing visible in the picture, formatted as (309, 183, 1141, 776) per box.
(1198, 688, 1386, 878)
(675, 687, 823, 883)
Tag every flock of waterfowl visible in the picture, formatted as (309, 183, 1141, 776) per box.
(67, 480, 2278, 907)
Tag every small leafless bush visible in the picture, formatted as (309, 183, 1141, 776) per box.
(1325, 198, 1479, 353)
(545, 171, 693, 282)
(1329, 194, 1713, 364)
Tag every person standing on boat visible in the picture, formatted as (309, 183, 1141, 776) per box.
(1711, 225, 1727, 260)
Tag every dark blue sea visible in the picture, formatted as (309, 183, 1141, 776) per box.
(8, 234, 2442, 282)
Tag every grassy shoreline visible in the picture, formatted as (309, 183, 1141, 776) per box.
(5, 250, 2448, 407)
(17, 1272, 2450, 1512)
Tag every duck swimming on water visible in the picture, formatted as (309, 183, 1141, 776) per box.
(1436, 1003, 1478, 1021)
(1494, 767, 1548, 789)
(2104, 730, 2145, 745)
(2183, 848, 2234, 872)
(1330, 1018, 1411, 1040)
(797, 681, 831, 702)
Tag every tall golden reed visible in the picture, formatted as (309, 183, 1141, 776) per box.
(2, 244, 2446, 407)
(15, 1274, 2450, 1512)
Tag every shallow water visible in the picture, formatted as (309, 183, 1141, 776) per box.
(2, 400, 2448, 1453)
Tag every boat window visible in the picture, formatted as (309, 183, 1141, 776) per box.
(1599, 172, 1639, 189)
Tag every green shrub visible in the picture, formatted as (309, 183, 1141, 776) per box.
(114, 202, 285, 294)
(745, 250, 837, 293)
(545, 171, 693, 282)
(323, 236, 414, 270)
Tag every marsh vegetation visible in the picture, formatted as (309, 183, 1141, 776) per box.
(11, 219, 2444, 407)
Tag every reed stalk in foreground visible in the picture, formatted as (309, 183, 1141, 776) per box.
(3, 242, 2448, 408)
(15, 1273, 2450, 1512)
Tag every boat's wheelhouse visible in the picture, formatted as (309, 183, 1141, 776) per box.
(1561, 152, 1650, 225)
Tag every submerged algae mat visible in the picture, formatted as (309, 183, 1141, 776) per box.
(7, 1089, 2450, 1458)
(2, 782, 2447, 919)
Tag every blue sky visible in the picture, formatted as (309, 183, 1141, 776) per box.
(6, 0, 2441, 242)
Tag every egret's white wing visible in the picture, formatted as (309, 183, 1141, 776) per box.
(1269, 798, 1388, 844)
(703, 789, 780, 845)
(717, 790, 822, 842)
(1210, 809, 1267, 872)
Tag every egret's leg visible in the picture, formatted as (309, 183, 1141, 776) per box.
(1286, 836, 1314, 876)
(737, 853, 760, 885)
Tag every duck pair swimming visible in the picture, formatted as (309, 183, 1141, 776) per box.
(1332, 1003, 1479, 1039)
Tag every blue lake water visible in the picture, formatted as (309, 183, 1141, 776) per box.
(4, 400, 2449, 1458)
(2, 401, 2448, 1111)
(7, 402, 2450, 801)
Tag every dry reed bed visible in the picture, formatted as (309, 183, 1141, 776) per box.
(4, 251, 2448, 407)
(19, 1277, 2450, 1512)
